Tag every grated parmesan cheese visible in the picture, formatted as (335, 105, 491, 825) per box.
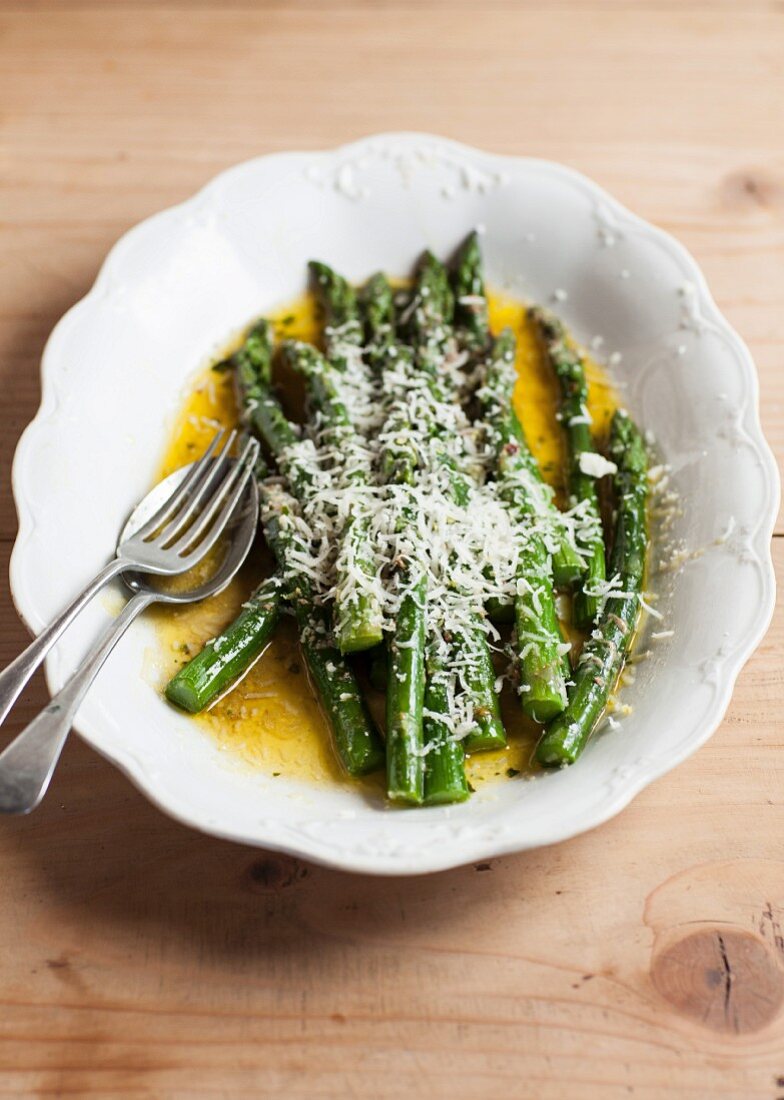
(578, 452, 618, 479)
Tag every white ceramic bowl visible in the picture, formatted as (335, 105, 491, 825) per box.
(10, 134, 778, 874)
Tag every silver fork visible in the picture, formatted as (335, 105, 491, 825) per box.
(0, 428, 259, 729)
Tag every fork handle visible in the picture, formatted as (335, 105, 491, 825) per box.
(0, 557, 127, 730)
(0, 589, 157, 814)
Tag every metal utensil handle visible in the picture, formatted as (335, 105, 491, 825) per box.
(0, 589, 156, 815)
(0, 557, 127, 729)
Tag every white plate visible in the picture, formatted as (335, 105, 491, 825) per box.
(10, 134, 778, 874)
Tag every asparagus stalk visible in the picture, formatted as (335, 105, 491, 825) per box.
(231, 320, 315, 495)
(279, 339, 383, 654)
(376, 345, 427, 803)
(530, 306, 607, 627)
(423, 640, 470, 806)
(309, 259, 364, 370)
(450, 624, 507, 752)
(361, 272, 396, 366)
(298, 605, 384, 777)
(261, 479, 385, 776)
(306, 262, 389, 651)
(216, 316, 274, 386)
(165, 577, 281, 713)
(514, 564, 569, 723)
(451, 230, 490, 350)
(222, 318, 290, 452)
(410, 250, 455, 336)
(479, 329, 569, 721)
(386, 573, 427, 803)
(409, 253, 507, 758)
(535, 410, 648, 765)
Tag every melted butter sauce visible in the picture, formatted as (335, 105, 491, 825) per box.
(154, 291, 619, 791)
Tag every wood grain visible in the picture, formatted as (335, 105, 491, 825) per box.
(1, 3, 783, 1096)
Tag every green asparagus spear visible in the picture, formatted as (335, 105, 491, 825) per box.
(279, 339, 383, 654)
(298, 605, 385, 776)
(376, 348, 427, 803)
(361, 272, 396, 363)
(411, 250, 455, 332)
(165, 577, 281, 713)
(530, 306, 607, 628)
(230, 319, 306, 469)
(514, 559, 569, 723)
(451, 230, 490, 350)
(300, 264, 388, 649)
(278, 339, 354, 428)
(409, 252, 507, 755)
(261, 480, 385, 776)
(535, 410, 648, 766)
(423, 640, 470, 806)
(216, 318, 274, 389)
(378, 347, 420, 487)
(386, 573, 427, 804)
(452, 624, 507, 752)
(479, 329, 569, 721)
(309, 260, 364, 369)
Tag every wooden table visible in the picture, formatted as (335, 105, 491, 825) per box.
(1, 2, 783, 1096)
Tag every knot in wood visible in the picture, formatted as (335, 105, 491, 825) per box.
(651, 928, 783, 1034)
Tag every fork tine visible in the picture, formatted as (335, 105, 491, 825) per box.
(131, 428, 227, 542)
(173, 438, 260, 562)
(155, 429, 238, 547)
